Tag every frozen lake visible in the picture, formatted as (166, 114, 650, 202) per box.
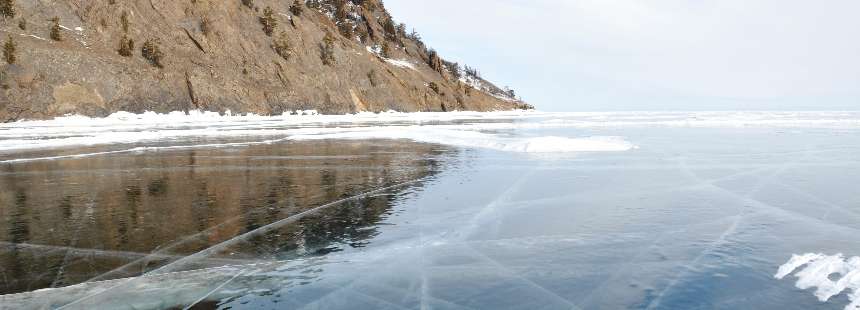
(1, 111, 859, 309)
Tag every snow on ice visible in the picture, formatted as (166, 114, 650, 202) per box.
(776, 253, 860, 310)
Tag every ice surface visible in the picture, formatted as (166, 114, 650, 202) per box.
(776, 253, 860, 310)
(2, 111, 860, 309)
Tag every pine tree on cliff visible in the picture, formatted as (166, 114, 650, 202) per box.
(121, 11, 130, 33)
(445, 61, 461, 79)
(380, 41, 391, 58)
(396, 23, 407, 38)
(334, 0, 353, 38)
(321, 31, 336, 65)
(289, 0, 303, 16)
(50, 17, 62, 41)
(334, 0, 347, 21)
(118, 35, 134, 57)
(0, 0, 14, 18)
(260, 7, 277, 36)
(464, 65, 479, 78)
(3, 36, 15, 64)
(273, 31, 292, 61)
(382, 17, 397, 41)
(425, 49, 443, 75)
(142, 39, 164, 68)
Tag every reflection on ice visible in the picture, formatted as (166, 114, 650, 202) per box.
(0, 140, 445, 296)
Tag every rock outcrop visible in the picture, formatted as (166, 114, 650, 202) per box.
(0, 0, 531, 122)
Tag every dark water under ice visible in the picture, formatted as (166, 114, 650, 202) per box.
(1, 113, 860, 309)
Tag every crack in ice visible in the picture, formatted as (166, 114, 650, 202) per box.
(53, 177, 429, 309)
(182, 269, 247, 310)
(644, 153, 794, 309)
(85, 190, 330, 282)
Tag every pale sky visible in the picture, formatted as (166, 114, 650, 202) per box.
(385, 0, 860, 111)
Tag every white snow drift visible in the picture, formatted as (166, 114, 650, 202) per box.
(0, 110, 635, 160)
(776, 253, 860, 310)
(4, 110, 858, 159)
(288, 128, 634, 153)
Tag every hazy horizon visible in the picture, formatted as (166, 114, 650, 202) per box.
(386, 0, 860, 112)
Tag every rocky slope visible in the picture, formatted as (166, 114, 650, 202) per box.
(0, 0, 531, 122)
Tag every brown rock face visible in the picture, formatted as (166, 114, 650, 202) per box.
(50, 82, 107, 115)
(0, 0, 529, 122)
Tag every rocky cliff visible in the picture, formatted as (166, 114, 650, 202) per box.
(0, 0, 531, 122)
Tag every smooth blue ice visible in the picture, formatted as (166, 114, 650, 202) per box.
(1, 111, 859, 309)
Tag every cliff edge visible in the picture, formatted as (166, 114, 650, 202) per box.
(0, 0, 531, 122)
